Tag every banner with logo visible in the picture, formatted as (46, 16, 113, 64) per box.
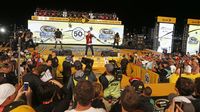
(157, 23, 174, 53)
(28, 20, 124, 45)
(186, 25, 200, 55)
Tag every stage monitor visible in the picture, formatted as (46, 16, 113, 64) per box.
(186, 25, 200, 55)
(157, 23, 174, 53)
(28, 20, 124, 45)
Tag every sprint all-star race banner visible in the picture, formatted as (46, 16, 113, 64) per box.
(28, 20, 124, 45)
(186, 25, 200, 55)
(157, 23, 174, 53)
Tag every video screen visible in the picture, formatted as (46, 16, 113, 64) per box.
(186, 25, 200, 55)
(157, 23, 174, 53)
(28, 20, 124, 45)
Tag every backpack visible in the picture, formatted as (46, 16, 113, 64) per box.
(103, 79, 121, 99)
(99, 73, 121, 99)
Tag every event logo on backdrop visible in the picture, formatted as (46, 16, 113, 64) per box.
(186, 25, 200, 55)
(28, 20, 124, 45)
(157, 23, 174, 53)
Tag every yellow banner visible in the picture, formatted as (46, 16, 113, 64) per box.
(157, 16, 176, 24)
(31, 16, 122, 25)
(187, 18, 200, 25)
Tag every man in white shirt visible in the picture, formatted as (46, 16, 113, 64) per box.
(169, 60, 176, 74)
(184, 60, 192, 74)
(65, 80, 106, 112)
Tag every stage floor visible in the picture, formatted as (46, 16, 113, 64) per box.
(37, 44, 119, 56)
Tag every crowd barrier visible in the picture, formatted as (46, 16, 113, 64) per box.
(126, 63, 159, 83)
(120, 75, 176, 96)
(169, 73, 200, 83)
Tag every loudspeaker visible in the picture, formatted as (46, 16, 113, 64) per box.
(52, 49, 72, 56)
(101, 50, 118, 57)
(63, 49, 72, 56)
(137, 44, 144, 50)
(101, 50, 111, 56)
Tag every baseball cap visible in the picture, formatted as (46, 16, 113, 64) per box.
(10, 105, 36, 112)
(0, 83, 16, 105)
(130, 79, 144, 94)
(105, 63, 114, 73)
(27, 59, 32, 62)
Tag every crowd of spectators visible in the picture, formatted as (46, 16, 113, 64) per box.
(0, 44, 200, 112)
(126, 51, 200, 83)
(34, 8, 118, 20)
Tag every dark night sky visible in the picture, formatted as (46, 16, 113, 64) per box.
(0, 0, 200, 34)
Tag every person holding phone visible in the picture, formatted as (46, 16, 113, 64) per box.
(23, 82, 29, 91)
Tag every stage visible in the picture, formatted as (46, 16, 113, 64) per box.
(37, 44, 129, 75)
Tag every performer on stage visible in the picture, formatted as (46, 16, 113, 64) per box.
(85, 31, 94, 57)
(113, 32, 120, 48)
(54, 28, 63, 49)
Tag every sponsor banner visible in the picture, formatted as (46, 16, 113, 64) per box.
(31, 16, 122, 25)
(157, 23, 174, 53)
(157, 16, 176, 24)
(28, 20, 124, 45)
(186, 25, 200, 55)
(187, 19, 200, 25)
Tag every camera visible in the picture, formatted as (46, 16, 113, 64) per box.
(81, 57, 94, 75)
(155, 99, 170, 110)
(116, 69, 122, 81)
(23, 82, 29, 91)
(108, 60, 122, 81)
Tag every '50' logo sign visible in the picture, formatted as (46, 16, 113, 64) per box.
(72, 27, 85, 41)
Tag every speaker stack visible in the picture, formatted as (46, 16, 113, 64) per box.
(101, 50, 118, 57)
(136, 35, 145, 50)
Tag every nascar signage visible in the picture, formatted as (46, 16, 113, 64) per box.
(157, 23, 174, 53)
(157, 16, 176, 24)
(187, 19, 200, 25)
(186, 25, 200, 55)
(28, 20, 124, 45)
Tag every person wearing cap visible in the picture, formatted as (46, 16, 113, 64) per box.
(61, 55, 73, 84)
(6, 105, 36, 112)
(129, 79, 154, 112)
(66, 60, 97, 102)
(85, 31, 94, 57)
(0, 83, 16, 111)
(99, 63, 115, 90)
(99, 63, 121, 111)
(0, 83, 32, 112)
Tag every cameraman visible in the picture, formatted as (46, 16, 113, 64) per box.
(66, 60, 97, 100)
(0, 55, 18, 85)
(61, 55, 73, 84)
(99, 63, 121, 111)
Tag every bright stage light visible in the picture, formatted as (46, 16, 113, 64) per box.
(0, 28, 6, 33)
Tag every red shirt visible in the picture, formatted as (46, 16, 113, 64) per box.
(86, 34, 92, 45)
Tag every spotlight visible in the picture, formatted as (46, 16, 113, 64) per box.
(0, 28, 6, 33)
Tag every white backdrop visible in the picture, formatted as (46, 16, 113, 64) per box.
(28, 20, 124, 45)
